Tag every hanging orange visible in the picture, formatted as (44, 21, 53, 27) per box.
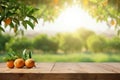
(4, 18, 12, 25)
(110, 19, 116, 26)
(54, 0, 58, 5)
(102, 0, 108, 6)
(83, 0, 89, 6)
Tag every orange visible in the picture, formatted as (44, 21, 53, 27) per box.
(14, 58, 25, 68)
(102, 0, 108, 6)
(6, 60, 14, 68)
(83, 0, 88, 6)
(54, 0, 58, 5)
(25, 59, 35, 68)
(4, 18, 12, 25)
(110, 19, 116, 26)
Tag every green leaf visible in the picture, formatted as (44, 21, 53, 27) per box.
(9, 22, 14, 28)
(6, 11, 15, 18)
(27, 15, 38, 23)
(25, 20, 34, 29)
(22, 21, 27, 29)
(23, 49, 28, 60)
(0, 26, 5, 32)
(117, 29, 120, 36)
(27, 8, 38, 15)
(28, 51, 32, 58)
(23, 49, 27, 55)
(13, 18, 20, 25)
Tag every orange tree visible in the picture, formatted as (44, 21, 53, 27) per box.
(79, 0, 120, 34)
(0, 0, 38, 32)
(0, 0, 120, 33)
(21, 0, 74, 22)
(0, 0, 71, 33)
(22, 0, 120, 34)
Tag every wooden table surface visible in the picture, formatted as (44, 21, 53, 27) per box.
(0, 63, 120, 80)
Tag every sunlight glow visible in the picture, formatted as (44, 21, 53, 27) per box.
(58, 5, 82, 27)
(55, 5, 96, 31)
(54, 5, 109, 32)
(33, 5, 109, 33)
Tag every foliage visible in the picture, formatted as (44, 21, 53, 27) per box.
(0, 0, 38, 32)
(76, 28, 95, 50)
(3, 50, 19, 61)
(32, 53, 120, 62)
(22, 0, 120, 30)
(59, 33, 83, 53)
(6, 37, 32, 52)
(79, 0, 120, 33)
(21, 0, 74, 21)
(87, 35, 107, 53)
(0, 33, 11, 51)
(0, 28, 120, 53)
(107, 37, 120, 53)
(33, 34, 58, 53)
(0, 0, 120, 34)
(1, 52, 120, 62)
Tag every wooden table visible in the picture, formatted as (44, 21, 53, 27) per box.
(0, 63, 120, 80)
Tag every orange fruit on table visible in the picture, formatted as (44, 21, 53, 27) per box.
(25, 59, 35, 68)
(14, 58, 25, 68)
(6, 60, 14, 68)
(4, 18, 12, 25)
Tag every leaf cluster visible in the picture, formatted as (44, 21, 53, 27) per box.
(0, 0, 38, 32)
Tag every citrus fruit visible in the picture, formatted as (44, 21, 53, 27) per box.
(6, 60, 14, 68)
(4, 18, 12, 25)
(25, 59, 35, 68)
(102, 0, 108, 6)
(110, 19, 116, 26)
(54, 0, 58, 4)
(14, 58, 25, 68)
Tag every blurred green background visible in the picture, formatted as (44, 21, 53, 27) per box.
(0, 28, 120, 62)
(0, 0, 120, 62)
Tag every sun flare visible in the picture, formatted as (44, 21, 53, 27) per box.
(60, 6, 81, 26)
(57, 5, 87, 28)
(35, 5, 109, 32)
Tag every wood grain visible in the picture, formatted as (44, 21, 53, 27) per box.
(0, 63, 55, 73)
(77, 63, 114, 73)
(51, 63, 86, 73)
(0, 63, 120, 80)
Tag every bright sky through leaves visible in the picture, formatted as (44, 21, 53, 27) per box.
(33, 5, 112, 33)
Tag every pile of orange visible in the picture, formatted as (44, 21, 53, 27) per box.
(5, 50, 35, 69)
